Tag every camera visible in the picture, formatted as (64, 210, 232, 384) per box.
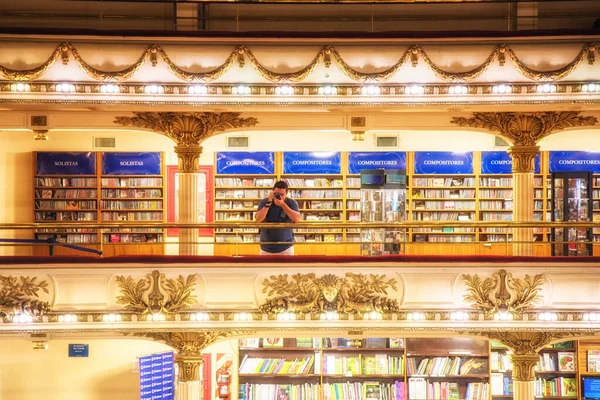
(274, 193, 282, 200)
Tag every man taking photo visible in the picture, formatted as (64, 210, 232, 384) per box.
(255, 181, 301, 255)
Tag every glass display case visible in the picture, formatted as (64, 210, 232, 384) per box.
(551, 172, 593, 256)
(360, 170, 407, 255)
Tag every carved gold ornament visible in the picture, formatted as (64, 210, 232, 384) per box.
(259, 273, 400, 315)
(115, 270, 198, 314)
(114, 112, 258, 148)
(462, 269, 544, 314)
(451, 112, 598, 147)
(0, 275, 51, 318)
(139, 331, 249, 356)
(0, 42, 597, 83)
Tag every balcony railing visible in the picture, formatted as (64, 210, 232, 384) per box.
(1, 221, 600, 257)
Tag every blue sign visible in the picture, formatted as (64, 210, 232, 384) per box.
(550, 151, 600, 173)
(481, 151, 541, 174)
(348, 152, 407, 174)
(68, 344, 89, 357)
(216, 152, 275, 174)
(140, 351, 175, 400)
(36, 152, 96, 175)
(414, 151, 473, 174)
(102, 152, 161, 175)
(283, 152, 341, 174)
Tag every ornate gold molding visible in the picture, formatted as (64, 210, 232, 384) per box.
(484, 331, 581, 355)
(114, 112, 258, 147)
(462, 269, 544, 314)
(115, 270, 198, 314)
(511, 354, 541, 381)
(176, 355, 203, 382)
(0, 42, 597, 83)
(451, 112, 598, 146)
(259, 273, 400, 315)
(174, 145, 203, 173)
(508, 145, 540, 173)
(0, 275, 51, 318)
(138, 331, 249, 356)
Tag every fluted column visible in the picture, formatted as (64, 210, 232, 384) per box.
(175, 146, 203, 256)
(176, 355, 203, 400)
(508, 145, 538, 256)
(511, 354, 539, 400)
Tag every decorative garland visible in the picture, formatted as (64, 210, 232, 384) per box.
(0, 42, 596, 83)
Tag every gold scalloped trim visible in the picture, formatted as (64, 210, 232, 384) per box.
(68, 43, 152, 82)
(157, 45, 238, 83)
(0, 45, 62, 81)
(0, 42, 597, 84)
(243, 45, 327, 83)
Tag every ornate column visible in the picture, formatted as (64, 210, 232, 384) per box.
(452, 112, 597, 256)
(115, 112, 258, 255)
(486, 332, 578, 400)
(508, 145, 539, 255)
(140, 331, 247, 400)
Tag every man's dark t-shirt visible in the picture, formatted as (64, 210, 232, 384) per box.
(257, 197, 300, 253)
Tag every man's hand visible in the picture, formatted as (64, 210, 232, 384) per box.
(273, 194, 284, 207)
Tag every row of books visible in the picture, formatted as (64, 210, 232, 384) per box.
(323, 354, 404, 375)
(35, 178, 97, 187)
(322, 381, 405, 400)
(491, 373, 513, 396)
(408, 380, 488, 400)
(99, 200, 163, 209)
(36, 189, 98, 198)
(536, 352, 576, 372)
(412, 189, 476, 199)
(408, 357, 488, 376)
(239, 383, 319, 400)
(412, 178, 476, 187)
(240, 338, 404, 349)
(239, 355, 317, 375)
(100, 177, 163, 187)
(216, 178, 275, 187)
(101, 189, 162, 198)
(534, 377, 577, 397)
(101, 211, 163, 221)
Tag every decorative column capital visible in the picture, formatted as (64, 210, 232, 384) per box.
(175, 355, 203, 382)
(139, 331, 242, 357)
(511, 354, 540, 381)
(174, 145, 203, 172)
(508, 145, 540, 173)
(484, 331, 580, 355)
(114, 112, 259, 147)
(451, 112, 597, 146)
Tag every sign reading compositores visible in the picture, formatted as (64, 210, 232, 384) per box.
(550, 151, 600, 173)
(481, 151, 541, 174)
(283, 152, 341, 174)
(216, 152, 275, 174)
(36, 152, 96, 175)
(102, 152, 161, 175)
(413, 151, 473, 174)
(139, 351, 175, 400)
(68, 344, 89, 357)
(348, 152, 407, 174)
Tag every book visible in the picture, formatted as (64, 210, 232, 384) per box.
(558, 351, 575, 372)
(589, 350, 600, 372)
(364, 381, 382, 400)
(239, 338, 260, 349)
(389, 338, 405, 349)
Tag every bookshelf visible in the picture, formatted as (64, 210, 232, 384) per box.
(33, 152, 100, 256)
(535, 341, 577, 399)
(99, 152, 165, 255)
(33, 151, 166, 257)
(490, 342, 513, 399)
(405, 337, 490, 400)
(238, 337, 406, 400)
(213, 152, 278, 256)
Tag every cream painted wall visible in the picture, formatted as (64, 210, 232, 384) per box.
(0, 338, 172, 400)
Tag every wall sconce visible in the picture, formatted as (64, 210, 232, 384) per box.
(34, 130, 49, 140)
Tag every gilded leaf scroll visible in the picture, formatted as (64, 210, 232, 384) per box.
(1, 41, 597, 83)
(115, 270, 198, 314)
(259, 273, 400, 315)
(0, 275, 51, 317)
(462, 269, 544, 314)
